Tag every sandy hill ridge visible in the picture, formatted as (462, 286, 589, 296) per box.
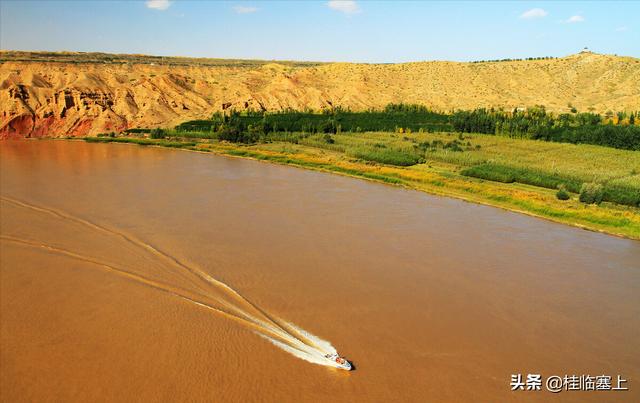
(1, 51, 639, 138)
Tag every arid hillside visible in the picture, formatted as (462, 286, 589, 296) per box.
(1, 51, 638, 138)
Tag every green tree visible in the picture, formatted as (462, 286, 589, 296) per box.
(605, 110, 614, 120)
(150, 128, 166, 139)
(579, 183, 604, 204)
(556, 184, 570, 201)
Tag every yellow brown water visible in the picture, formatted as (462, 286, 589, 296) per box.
(1, 140, 638, 402)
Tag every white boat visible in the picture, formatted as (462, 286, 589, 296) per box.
(325, 353, 352, 371)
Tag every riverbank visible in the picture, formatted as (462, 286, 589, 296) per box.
(73, 135, 640, 239)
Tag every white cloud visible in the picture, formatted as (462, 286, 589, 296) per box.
(616, 26, 628, 32)
(520, 8, 548, 19)
(327, 0, 361, 15)
(233, 6, 258, 14)
(146, 0, 171, 11)
(566, 15, 585, 23)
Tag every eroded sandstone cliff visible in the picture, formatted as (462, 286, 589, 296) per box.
(1, 51, 638, 138)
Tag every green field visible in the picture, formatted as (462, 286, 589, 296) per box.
(299, 131, 640, 205)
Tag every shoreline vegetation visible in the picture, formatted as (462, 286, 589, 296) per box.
(53, 104, 640, 239)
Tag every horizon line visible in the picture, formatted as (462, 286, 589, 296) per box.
(2, 48, 635, 65)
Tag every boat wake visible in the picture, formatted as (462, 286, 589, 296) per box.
(0, 196, 351, 370)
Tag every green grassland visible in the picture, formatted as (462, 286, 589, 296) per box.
(79, 130, 640, 239)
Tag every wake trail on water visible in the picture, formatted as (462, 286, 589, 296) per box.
(0, 196, 343, 369)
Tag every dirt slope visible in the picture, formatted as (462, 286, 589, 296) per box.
(1, 51, 638, 138)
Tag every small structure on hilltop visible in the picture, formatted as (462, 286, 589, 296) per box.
(580, 47, 593, 54)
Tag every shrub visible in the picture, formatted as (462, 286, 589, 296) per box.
(125, 128, 152, 134)
(323, 134, 335, 144)
(444, 140, 464, 152)
(556, 185, 570, 200)
(349, 147, 423, 166)
(150, 128, 166, 139)
(461, 163, 582, 192)
(96, 132, 116, 138)
(217, 126, 260, 143)
(82, 137, 195, 148)
(601, 183, 640, 207)
(460, 164, 515, 183)
(579, 182, 604, 204)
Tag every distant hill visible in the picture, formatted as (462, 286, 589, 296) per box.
(1, 50, 638, 137)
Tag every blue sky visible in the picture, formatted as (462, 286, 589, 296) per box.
(1, 1, 637, 62)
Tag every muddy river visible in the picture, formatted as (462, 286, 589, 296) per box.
(1, 140, 638, 402)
